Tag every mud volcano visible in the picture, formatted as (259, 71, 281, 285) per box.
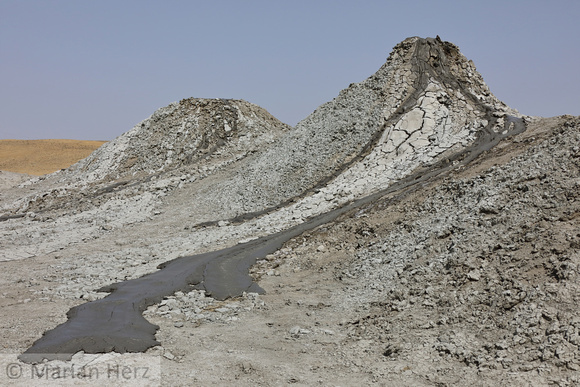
(16, 37, 528, 363)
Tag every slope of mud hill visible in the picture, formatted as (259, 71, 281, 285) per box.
(0, 139, 106, 176)
(0, 37, 578, 386)
(147, 115, 580, 386)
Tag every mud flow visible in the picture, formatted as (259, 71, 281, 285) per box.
(19, 116, 525, 363)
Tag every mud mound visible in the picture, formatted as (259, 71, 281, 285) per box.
(0, 171, 31, 190)
(169, 36, 521, 223)
(1, 37, 524, 248)
(62, 99, 290, 183)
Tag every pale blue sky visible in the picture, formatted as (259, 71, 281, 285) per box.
(1, 0, 578, 140)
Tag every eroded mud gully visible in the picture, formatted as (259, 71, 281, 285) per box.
(19, 116, 525, 363)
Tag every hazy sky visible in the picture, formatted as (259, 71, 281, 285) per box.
(1, 1, 579, 140)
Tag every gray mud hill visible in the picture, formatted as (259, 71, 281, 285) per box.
(2, 36, 517, 225)
(63, 98, 291, 183)
(0, 37, 578, 386)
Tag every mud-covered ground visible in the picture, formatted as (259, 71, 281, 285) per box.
(1, 116, 578, 386)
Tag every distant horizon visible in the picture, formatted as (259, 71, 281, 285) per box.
(2, 1, 579, 141)
(0, 138, 109, 142)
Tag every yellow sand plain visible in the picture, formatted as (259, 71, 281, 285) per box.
(0, 139, 106, 175)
